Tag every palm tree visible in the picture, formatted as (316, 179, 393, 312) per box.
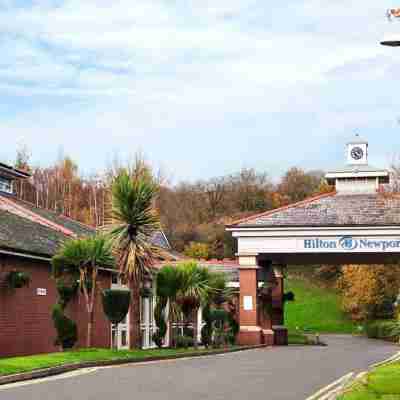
(52, 235, 115, 347)
(105, 169, 161, 347)
(177, 262, 210, 349)
(155, 265, 182, 347)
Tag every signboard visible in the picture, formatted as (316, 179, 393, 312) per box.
(36, 288, 47, 296)
(304, 236, 400, 252)
(238, 234, 400, 254)
(243, 296, 253, 311)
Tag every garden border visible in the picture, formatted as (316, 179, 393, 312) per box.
(0, 344, 267, 386)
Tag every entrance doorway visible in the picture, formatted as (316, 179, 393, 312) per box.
(111, 275, 130, 350)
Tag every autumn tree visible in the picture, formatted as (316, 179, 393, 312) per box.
(278, 168, 324, 203)
(337, 264, 400, 321)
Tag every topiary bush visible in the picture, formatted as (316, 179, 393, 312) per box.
(52, 304, 78, 349)
(6, 270, 31, 289)
(56, 279, 78, 308)
(366, 320, 399, 341)
(283, 291, 295, 303)
(175, 335, 194, 349)
(152, 297, 167, 348)
(102, 289, 131, 325)
(52, 278, 79, 350)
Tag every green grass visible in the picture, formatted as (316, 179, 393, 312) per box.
(0, 347, 238, 377)
(338, 362, 400, 399)
(285, 278, 355, 334)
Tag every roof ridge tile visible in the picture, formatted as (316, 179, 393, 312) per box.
(0, 196, 76, 238)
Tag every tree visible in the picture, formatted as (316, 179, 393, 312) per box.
(177, 262, 210, 349)
(52, 235, 115, 347)
(104, 168, 161, 348)
(337, 264, 400, 321)
(155, 265, 182, 347)
(278, 168, 323, 203)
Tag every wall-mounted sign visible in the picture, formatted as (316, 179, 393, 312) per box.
(243, 296, 253, 311)
(304, 236, 400, 252)
(36, 288, 47, 296)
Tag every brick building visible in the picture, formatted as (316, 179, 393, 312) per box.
(0, 163, 171, 357)
(227, 136, 400, 346)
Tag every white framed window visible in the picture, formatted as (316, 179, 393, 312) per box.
(0, 177, 13, 194)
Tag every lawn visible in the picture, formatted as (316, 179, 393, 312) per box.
(0, 347, 237, 377)
(338, 362, 400, 399)
(285, 278, 355, 334)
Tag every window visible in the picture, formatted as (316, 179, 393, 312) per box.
(0, 177, 12, 194)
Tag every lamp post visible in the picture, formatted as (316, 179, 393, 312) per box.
(381, 8, 400, 46)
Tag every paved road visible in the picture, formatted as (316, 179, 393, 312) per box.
(1, 335, 398, 400)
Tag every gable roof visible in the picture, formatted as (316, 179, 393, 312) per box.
(0, 193, 171, 259)
(228, 192, 400, 228)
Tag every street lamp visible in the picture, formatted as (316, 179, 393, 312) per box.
(381, 8, 400, 46)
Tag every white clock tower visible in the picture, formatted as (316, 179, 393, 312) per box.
(325, 135, 389, 194)
(346, 134, 368, 165)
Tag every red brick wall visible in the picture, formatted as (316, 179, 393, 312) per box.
(239, 269, 258, 326)
(0, 254, 111, 357)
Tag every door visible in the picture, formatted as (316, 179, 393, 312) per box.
(111, 274, 130, 350)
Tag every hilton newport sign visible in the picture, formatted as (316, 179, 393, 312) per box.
(304, 236, 400, 252)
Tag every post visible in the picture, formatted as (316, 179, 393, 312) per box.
(271, 265, 288, 346)
(237, 255, 263, 345)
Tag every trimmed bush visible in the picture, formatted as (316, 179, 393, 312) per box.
(176, 335, 194, 349)
(283, 291, 295, 302)
(366, 320, 399, 341)
(56, 279, 78, 308)
(52, 304, 78, 349)
(6, 270, 30, 289)
(102, 289, 131, 325)
(152, 298, 167, 348)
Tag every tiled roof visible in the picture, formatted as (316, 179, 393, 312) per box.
(0, 209, 68, 257)
(0, 193, 171, 258)
(229, 192, 400, 227)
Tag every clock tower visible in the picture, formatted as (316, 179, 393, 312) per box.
(347, 134, 368, 165)
(325, 135, 389, 194)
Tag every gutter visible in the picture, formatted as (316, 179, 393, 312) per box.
(0, 248, 51, 262)
(0, 248, 118, 274)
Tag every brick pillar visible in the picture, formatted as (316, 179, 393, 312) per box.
(271, 265, 288, 346)
(238, 256, 262, 345)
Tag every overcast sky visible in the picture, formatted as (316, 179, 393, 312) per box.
(1, 1, 400, 183)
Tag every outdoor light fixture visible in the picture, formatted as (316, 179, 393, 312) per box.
(381, 8, 400, 46)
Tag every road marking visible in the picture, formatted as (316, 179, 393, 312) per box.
(0, 367, 99, 391)
(305, 372, 354, 400)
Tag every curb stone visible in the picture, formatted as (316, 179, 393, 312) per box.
(0, 344, 267, 386)
(306, 349, 400, 400)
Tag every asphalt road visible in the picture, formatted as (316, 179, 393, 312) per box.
(1, 335, 398, 400)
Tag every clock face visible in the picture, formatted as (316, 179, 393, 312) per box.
(351, 146, 364, 161)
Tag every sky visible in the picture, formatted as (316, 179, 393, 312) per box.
(1, 1, 400, 183)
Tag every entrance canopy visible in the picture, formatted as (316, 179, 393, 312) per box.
(227, 136, 399, 266)
(226, 136, 400, 346)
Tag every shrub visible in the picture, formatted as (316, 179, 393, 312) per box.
(102, 289, 131, 325)
(152, 298, 167, 348)
(183, 242, 210, 260)
(175, 335, 194, 349)
(52, 304, 78, 349)
(201, 304, 212, 347)
(6, 270, 30, 289)
(366, 320, 399, 341)
(283, 291, 295, 302)
(56, 279, 78, 308)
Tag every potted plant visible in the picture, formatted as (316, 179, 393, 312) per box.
(5, 270, 31, 289)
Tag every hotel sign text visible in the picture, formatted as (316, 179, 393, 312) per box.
(304, 236, 400, 252)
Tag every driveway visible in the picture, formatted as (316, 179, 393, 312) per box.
(1, 335, 398, 400)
